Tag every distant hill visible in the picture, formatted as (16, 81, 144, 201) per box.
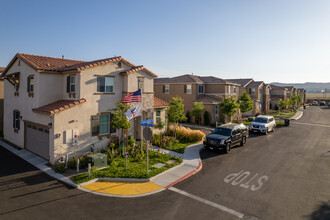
(271, 82, 330, 93)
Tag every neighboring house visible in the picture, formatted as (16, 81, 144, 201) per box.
(226, 79, 271, 116)
(284, 86, 296, 99)
(297, 88, 306, 104)
(154, 74, 240, 125)
(0, 67, 4, 135)
(2, 53, 167, 164)
(269, 84, 288, 110)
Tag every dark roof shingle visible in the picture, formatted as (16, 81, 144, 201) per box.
(226, 78, 253, 87)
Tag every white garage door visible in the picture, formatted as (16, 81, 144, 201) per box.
(26, 124, 49, 160)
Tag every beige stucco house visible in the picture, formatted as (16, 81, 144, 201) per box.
(2, 53, 168, 164)
(269, 84, 288, 110)
(154, 74, 240, 125)
(226, 79, 271, 116)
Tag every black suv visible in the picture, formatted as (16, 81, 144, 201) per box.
(203, 123, 248, 153)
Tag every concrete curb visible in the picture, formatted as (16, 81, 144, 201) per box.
(290, 107, 304, 120)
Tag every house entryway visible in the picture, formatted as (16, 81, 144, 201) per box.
(25, 122, 50, 160)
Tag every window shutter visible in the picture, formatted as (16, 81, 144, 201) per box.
(27, 76, 30, 93)
(91, 115, 99, 136)
(66, 76, 70, 93)
(13, 111, 15, 128)
(184, 85, 187, 94)
(110, 113, 116, 133)
(163, 85, 165, 93)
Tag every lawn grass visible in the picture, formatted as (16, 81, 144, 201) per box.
(71, 151, 182, 184)
(265, 110, 297, 119)
(164, 138, 198, 154)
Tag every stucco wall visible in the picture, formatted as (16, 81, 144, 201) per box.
(4, 58, 54, 151)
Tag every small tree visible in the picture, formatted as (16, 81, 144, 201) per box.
(238, 92, 253, 114)
(203, 111, 210, 126)
(192, 102, 204, 125)
(220, 97, 239, 122)
(111, 100, 131, 152)
(278, 99, 288, 110)
(167, 97, 187, 138)
(154, 120, 165, 147)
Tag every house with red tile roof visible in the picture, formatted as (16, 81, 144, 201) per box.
(2, 53, 168, 164)
(154, 74, 240, 125)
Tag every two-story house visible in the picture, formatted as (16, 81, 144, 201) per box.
(154, 74, 239, 125)
(226, 79, 271, 116)
(297, 88, 306, 104)
(269, 84, 288, 110)
(2, 53, 168, 164)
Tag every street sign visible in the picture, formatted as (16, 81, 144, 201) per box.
(140, 119, 154, 125)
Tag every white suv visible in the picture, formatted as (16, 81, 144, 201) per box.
(248, 115, 276, 135)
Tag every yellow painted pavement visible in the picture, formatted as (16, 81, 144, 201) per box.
(82, 181, 163, 196)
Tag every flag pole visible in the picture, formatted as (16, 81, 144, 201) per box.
(140, 89, 144, 149)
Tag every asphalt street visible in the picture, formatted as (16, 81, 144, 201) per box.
(1, 106, 330, 220)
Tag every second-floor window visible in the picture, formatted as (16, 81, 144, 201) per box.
(286, 91, 290, 96)
(67, 75, 76, 93)
(215, 105, 219, 115)
(185, 84, 192, 94)
(250, 88, 256, 95)
(233, 86, 236, 94)
(27, 75, 34, 93)
(97, 77, 114, 93)
(198, 85, 204, 94)
(164, 85, 169, 94)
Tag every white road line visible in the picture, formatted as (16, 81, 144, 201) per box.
(291, 121, 330, 128)
(168, 187, 244, 219)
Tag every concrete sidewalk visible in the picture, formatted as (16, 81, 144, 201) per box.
(290, 107, 304, 120)
(0, 139, 203, 198)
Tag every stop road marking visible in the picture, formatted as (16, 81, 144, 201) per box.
(224, 170, 269, 191)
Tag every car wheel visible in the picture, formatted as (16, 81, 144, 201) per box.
(240, 137, 246, 146)
(265, 128, 268, 135)
(225, 143, 231, 153)
(272, 126, 275, 132)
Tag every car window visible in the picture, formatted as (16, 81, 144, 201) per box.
(213, 127, 232, 136)
(269, 118, 273, 122)
(254, 117, 268, 123)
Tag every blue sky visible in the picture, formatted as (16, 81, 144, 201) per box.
(1, 0, 330, 83)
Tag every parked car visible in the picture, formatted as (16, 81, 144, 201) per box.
(248, 115, 276, 134)
(328, 102, 330, 106)
(203, 123, 248, 153)
(320, 101, 326, 106)
(312, 101, 319, 106)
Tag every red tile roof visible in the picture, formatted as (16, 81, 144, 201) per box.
(2, 53, 156, 77)
(154, 97, 169, 108)
(32, 99, 86, 115)
(120, 65, 157, 78)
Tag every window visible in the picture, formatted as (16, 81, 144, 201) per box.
(233, 86, 236, 94)
(91, 113, 116, 136)
(138, 78, 144, 92)
(215, 105, 219, 115)
(286, 91, 290, 96)
(27, 75, 34, 93)
(164, 85, 169, 94)
(198, 85, 204, 94)
(250, 88, 256, 95)
(67, 75, 76, 93)
(13, 110, 20, 130)
(97, 77, 114, 93)
(99, 114, 110, 134)
(227, 85, 231, 94)
(156, 110, 161, 123)
(186, 85, 192, 94)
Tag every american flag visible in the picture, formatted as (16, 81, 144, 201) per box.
(120, 89, 141, 103)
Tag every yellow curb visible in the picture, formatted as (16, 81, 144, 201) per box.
(82, 181, 163, 196)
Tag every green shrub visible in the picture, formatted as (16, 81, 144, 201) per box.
(53, 162, 66, 173)
(186, 111, 191, 123)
